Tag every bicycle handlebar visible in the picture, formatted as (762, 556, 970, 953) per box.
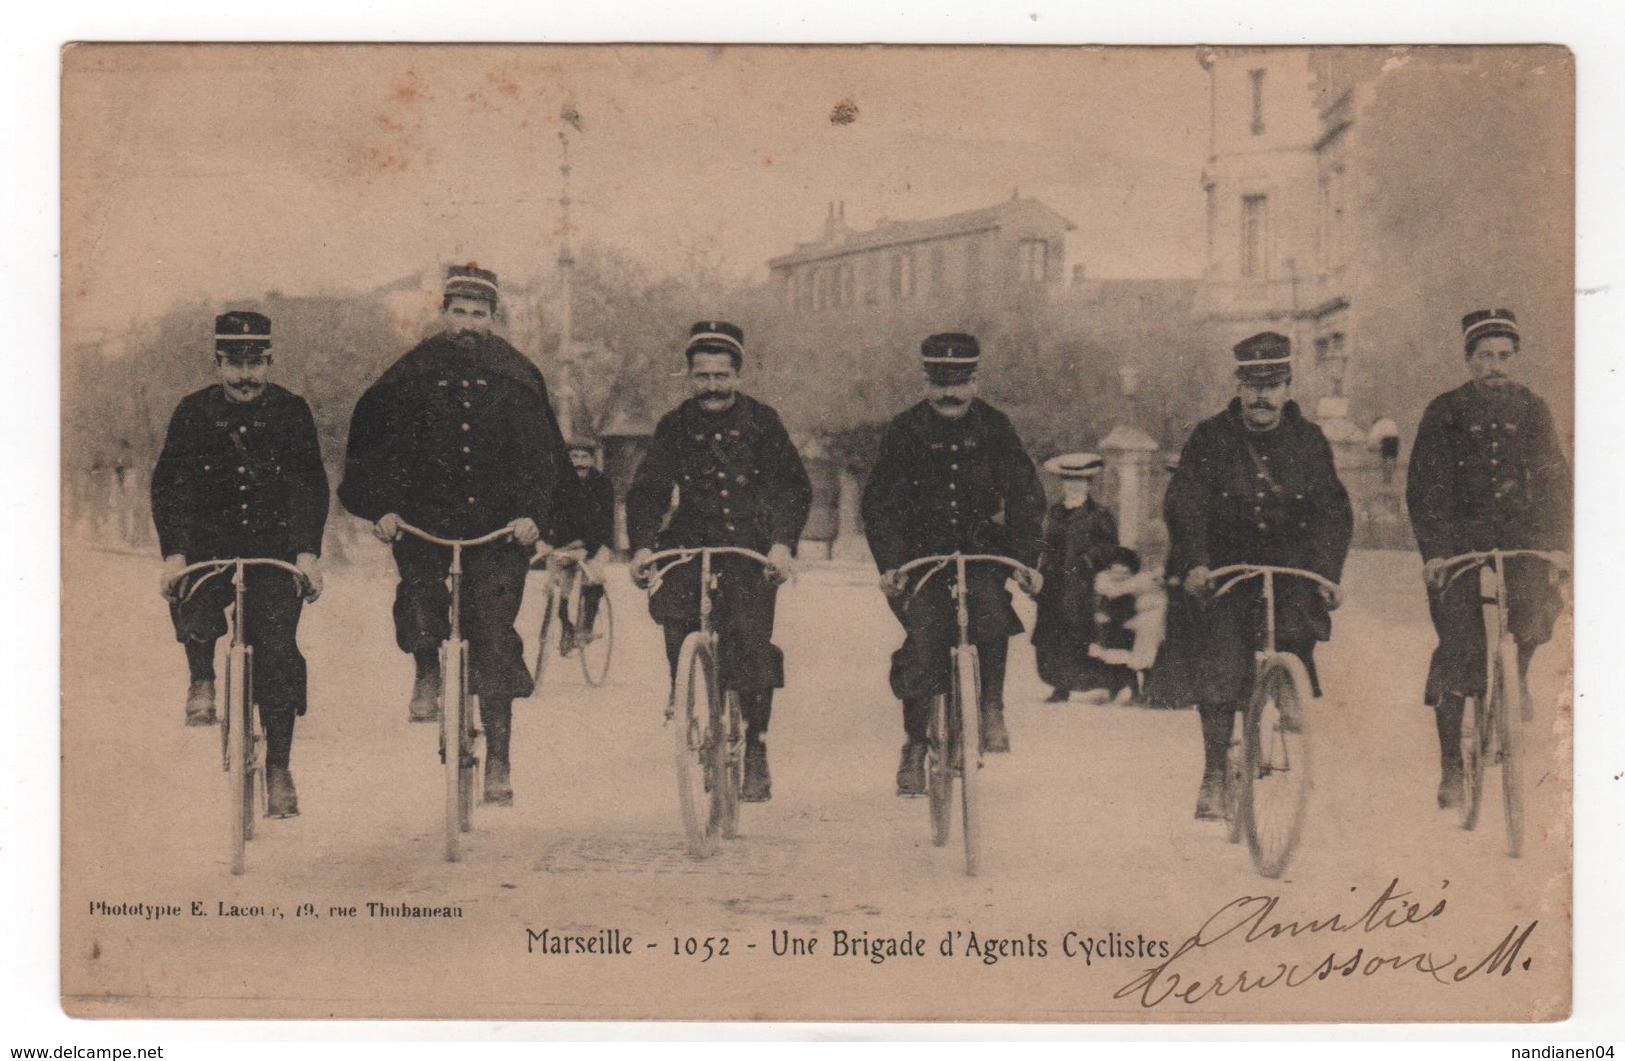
(1437, 548, 1568, 592)
(897, 552, 1042, 601)
(635, 546, 774, 590)
(394, 521, 515, 548)
(1208, 563, 1339, 599)
(175, 557, 309, 603)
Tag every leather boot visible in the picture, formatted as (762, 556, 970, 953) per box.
(896, 740, 928, 797)
(1436, 695, 1466, 809)
(408, 652, 441, 723)
(980, 703, 1011, 753)
(185, 679, 217, 727)
(742, 734, 771, 802)
(1195, 704, 1234, 821)
(265, 765, 299, 818)
(482, 696, 513, 806)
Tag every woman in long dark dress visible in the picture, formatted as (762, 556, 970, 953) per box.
(1031, 453, 1119, 702)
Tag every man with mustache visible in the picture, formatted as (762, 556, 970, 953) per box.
(627, 321, 811, 802)
(339, 265, 580, 807)
(862, 333, 1045, 796)
(550, 439, 615, 657)
(152, 311, 329, 818)
(1164, 331, 1352, 820)
(1406, 309, 1570, 809)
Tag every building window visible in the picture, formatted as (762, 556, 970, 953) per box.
(965, 240, 982, 288)
(1019, 239, 1048, 283)
(1204, 183, 1217, 266)
(889, 251, 915, 300)
(838, 262, 856, 307)
(784, 270, 797, 312)
(1240, 194, 1268, 279)
(1249, 68, 1266, 135)
(930, 247, 946, 295)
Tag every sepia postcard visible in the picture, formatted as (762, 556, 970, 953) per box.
(60, 43, 1575, 1022)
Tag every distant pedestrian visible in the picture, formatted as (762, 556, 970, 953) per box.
(1031, 453, 1118, 703)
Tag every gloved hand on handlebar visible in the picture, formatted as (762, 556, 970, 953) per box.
(159, 554, 187, 601)
(295, 552, 324, 602)
(764, 542, 795, 586)
(878, 568, 908, 599)
(1014, 566, 1043, 596)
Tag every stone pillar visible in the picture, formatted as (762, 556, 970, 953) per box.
(1099, 424, 1160, 550)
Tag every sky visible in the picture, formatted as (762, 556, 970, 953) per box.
(62, 45, 1211, 344)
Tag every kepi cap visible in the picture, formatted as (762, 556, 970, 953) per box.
(1233, 331, 1292, 383)
(1461, 308, 1518, 350)
(214, 310, 272, 358)
(921, 332, 979, 383)
(444, 263, 500, 305)
(686, 320, 745, 365)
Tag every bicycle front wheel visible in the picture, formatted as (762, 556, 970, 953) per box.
(225, 643, 252, 875)
(1496, 634, 1525, 858)
(672, 633, 723, 859)
(718, 691, 744, 840)
(441, 639, 470, 862)
(1241, 652, 1313, 878)
(955, 645, 984, 877)
(578, 590, 614, 687)
(926, 692, 952, 846)
(1224, 728, 1245, 846)
(1459, 694, 1488, 831)
(530, 584, 559, 692)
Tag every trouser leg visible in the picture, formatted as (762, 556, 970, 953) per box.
(185, 640, 216, 681)
(481, 695, 514, 804)
(463, 542, 535, 700)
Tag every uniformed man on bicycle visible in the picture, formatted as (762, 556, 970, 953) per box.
(152, 311, 329, 818)
(554, 438, 615, 656)
(1406, 309, 1571, 809)
(626, 322, 812, 803)
(337, 264, 581, 806)
(861, 333, 1045, 797)
(1164, 332, 1353, 821)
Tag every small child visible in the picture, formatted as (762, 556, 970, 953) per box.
(1077, 547, 1167, 704)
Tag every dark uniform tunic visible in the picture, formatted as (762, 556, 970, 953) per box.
(625, 393, 812, 699)
(1162, 399, 1353, 707)
(861, 399, 1045, 724)
(1031, 499, 1119, 692)
(151, 382, 329, 722)
(338, 333, 579, 701)
(1406, 379, 1570, 703)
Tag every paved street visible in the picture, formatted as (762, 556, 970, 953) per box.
(60, 541, 1571, 1021)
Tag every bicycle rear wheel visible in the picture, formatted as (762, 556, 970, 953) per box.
(225, 643, 251, 875)
(577, 589, 614, 687)
(673, 633, 723, 859)
(718, 691, 744, 839)
(1496, 634, 1524, 858)
(440, 639, 470, 862)
(926, 693, 952, 846)
(1459, 694, 1487, 831)
(530, 584, 559, 691)
(1241, 653, 1312, 878)
(955, 645, 984, 877)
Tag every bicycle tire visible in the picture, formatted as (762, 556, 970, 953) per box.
(441, 639, 470, 862)
(530, 583, 559, 691)
(1241, 652, 1312, 879)
(1497, 634, 1525, 858)
(225, 643, 250, 875)
(1459, 694, 1487, 831)
(926, 692, 952, 846)
(718, 691, 744, 840)
(578, 589, 614, 688)
(243, 647, 261, 844)
(956, 645, 984, 877)
(1224, 731, 1245, 845)
(672, 633, 723, 859)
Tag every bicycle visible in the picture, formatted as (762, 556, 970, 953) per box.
(895, 552, 1042, 877)
(635, 546, 775, 859)
(530, 547, 614, 691)
(173, 556, 310, 875)
(1206, 563, 1340, 879)
(1436, 548, 1566, 859)
(392, 521, 514, 863)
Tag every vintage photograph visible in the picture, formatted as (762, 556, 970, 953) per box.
(60, 43, 1574, 1022)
